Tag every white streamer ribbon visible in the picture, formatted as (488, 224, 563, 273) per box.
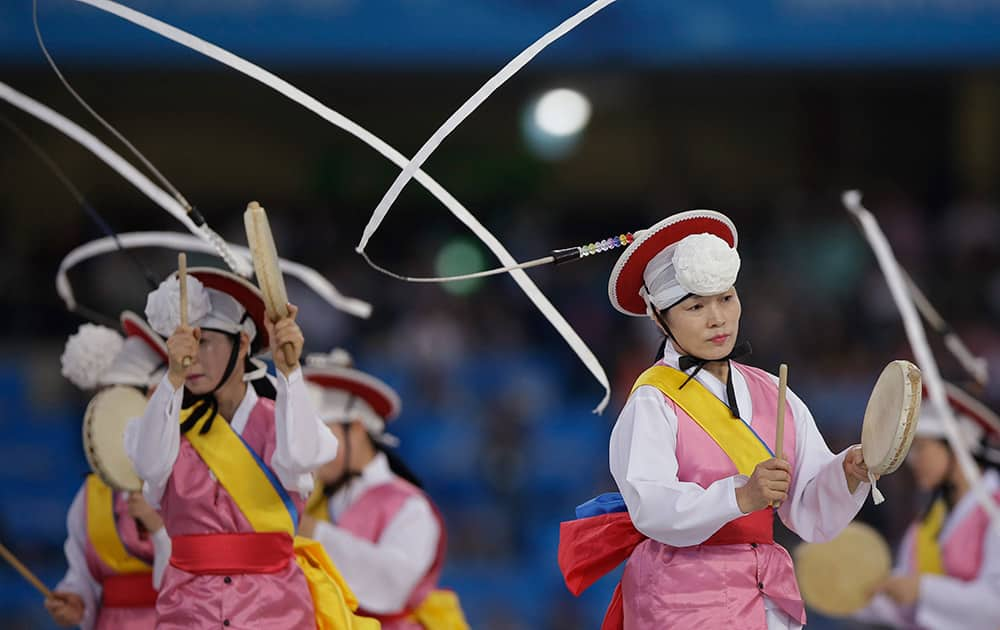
(70, 0, 612, 411)
(56, 231, 373, 319)
(0, 80, 251, 277)
(844, 191, 1000, 525)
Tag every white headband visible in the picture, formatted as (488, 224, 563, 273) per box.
(144, 275, 257, 343)
(98, 335, 166, 388)
(640, 232, 741, 312)
(307, 385, 399, 447)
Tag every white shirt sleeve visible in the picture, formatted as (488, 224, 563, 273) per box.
(271, 367, 339, 496)
(916, 527, 1000, 630)
(312, 496, 439, 614)
(124, 372, 183, 507)
(150, 527, 171, 591)
(609, 386, 746, 547)
(54, 484, 100, 630)
(776, 385, 869, 543)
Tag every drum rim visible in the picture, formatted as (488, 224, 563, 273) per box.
(862, 360, 922, 475)
(82, 386, 145, 492)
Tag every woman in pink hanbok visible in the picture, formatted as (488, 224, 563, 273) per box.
(560, 210, 873, 630)
(855, 384, 1000, 629)
(47, 313, 171, 629)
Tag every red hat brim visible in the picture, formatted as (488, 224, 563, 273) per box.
(187, 267, 269, 351)
(608, 210, 738, 316)
(120, 310, 169, 363)
(304, 367, 401, 421)
(922, 382, 1000, 438)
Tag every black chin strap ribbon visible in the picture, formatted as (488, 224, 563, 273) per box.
(677, 341, 752, 418)
(179, 331, 242, 435)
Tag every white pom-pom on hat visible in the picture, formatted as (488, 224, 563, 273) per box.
(672, 233, 741, 297)
(61, 324, 124, 391)
(609, 210, 738, 316)
(144, 275, 212, 338)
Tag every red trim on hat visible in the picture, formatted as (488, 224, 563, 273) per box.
(188, 268, 269, 350)
(614, 216, 736, 316)
(922, 384, 1000, 438)
(120, 311, 169, 363)
(305, 372, 398, 420)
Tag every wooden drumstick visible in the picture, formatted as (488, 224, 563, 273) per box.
(773, 363, 789, 508)
(178, 253, 192, 368)
(0, 541, 53, 599)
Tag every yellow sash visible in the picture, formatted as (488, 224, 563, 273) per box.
(85, 475, 150, 574)
(631, 365, 773, 476)
(915, 499, 946, 575)
(306, 479, 330, 522)
(181, 407, 380, 629)
(410, 590, 470, 630)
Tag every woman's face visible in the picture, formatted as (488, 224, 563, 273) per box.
(662, 288, 741, 360)
(185, 329, 247, 394)
(907, 436, 952, 491)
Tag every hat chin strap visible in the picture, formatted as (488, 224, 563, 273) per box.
(179, 330, 242, 435)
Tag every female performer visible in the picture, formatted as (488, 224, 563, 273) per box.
(298, 350, 467, 629)
(561, 210, 872, 630)
(125, 267, 375, 629)
(855, 384, 1000, 629)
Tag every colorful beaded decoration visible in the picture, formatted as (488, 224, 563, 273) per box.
(579, 232, 635, 257)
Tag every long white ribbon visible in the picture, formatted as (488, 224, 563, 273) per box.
(843, 191, 1000, 525)
(357, 0, 617, 250)
(0, 80, 251, 277)
(57, 231, 373, 319)
(71, 0, 612, 411)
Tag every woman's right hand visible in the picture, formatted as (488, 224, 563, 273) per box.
(166, 325, 200, 389)
(44, 591, 85, 627)
(735, 458, 791, 513)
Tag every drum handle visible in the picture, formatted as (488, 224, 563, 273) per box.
(178, 252, 192, 368)
(772, 363, 788, 508)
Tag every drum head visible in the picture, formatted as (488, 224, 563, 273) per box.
(82, 386, 146, 492)
(794, 522, 891, 617)
(862, 360, 922, 476)
(244, 202, 289, 322)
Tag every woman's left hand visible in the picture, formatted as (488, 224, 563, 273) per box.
(843, 445, 874, 493)
(298, 514, 317, 538)
(127, 492, 164, 533)
(878, 574, 921, 606)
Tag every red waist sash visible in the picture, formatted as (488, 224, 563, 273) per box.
(703, 507, 774, 545)
(170, 532, 293, 575)
(559, 508, 776, 630)
(101, 573, 157, 608)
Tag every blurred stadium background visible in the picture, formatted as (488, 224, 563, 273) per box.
(3, 1, 1000, 628)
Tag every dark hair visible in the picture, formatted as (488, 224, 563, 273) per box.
(370, 436, 424, 490)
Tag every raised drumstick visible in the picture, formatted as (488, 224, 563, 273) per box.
(178, 252, 192, 368)
(773, 363, 788, 508)
(0, 541, 53, 598)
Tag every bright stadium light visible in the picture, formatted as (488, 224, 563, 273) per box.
(532, 88, 591, 137)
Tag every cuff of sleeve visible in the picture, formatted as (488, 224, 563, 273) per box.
(151, 527, 170, 547)
(160, 371, 184, 417)
(829, 446, 870, 506)
(278, 366, 302, 387)
(720, 475, 747, 519)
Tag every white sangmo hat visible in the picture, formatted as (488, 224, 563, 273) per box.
(608, 210, 740, 316)
(303, 349, 401, 447)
